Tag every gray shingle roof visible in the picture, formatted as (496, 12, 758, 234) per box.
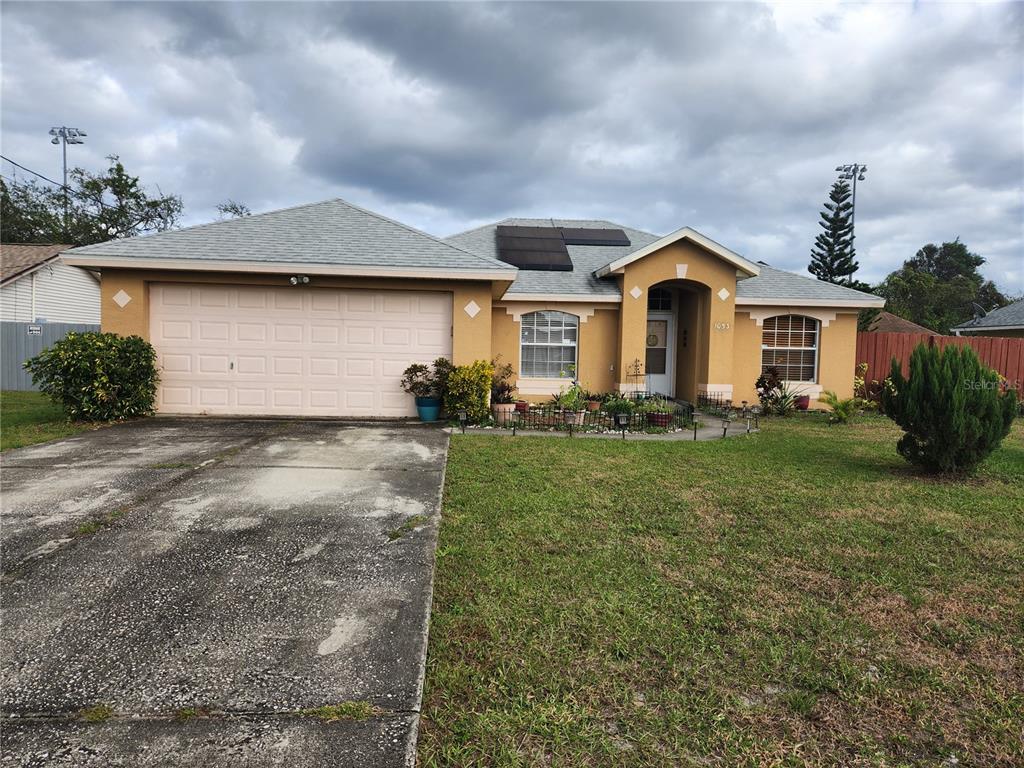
(951, 298, 1024, 331)
(447, 219, 882, 305)
(64, 198, 514, 274)
(446, 218, 659, 297)
(735, 264, 883, 304)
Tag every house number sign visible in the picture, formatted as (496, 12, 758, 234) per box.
(714, 322, 731, 331)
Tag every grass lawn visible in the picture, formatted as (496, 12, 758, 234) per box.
(0, 390, 96, 451)
(421, 415, 1023, 767)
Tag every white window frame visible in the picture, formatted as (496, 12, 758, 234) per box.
(519, 310, 579, 379)
(760, 315, 820, 383)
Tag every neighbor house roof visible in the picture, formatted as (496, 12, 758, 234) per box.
(446, 218, 659, 300)
(447, 219, 883, 307)
(951, 298, 1024, 333)
(62, 198, 517, 281)
(1, 243, 74, 285)
(867, 311, 937, 334)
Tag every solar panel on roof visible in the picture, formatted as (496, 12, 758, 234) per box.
(560, 228, 631, 246)
(496, 226, 572, 271)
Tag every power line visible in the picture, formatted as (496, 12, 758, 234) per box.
(0, 154, 112, 211)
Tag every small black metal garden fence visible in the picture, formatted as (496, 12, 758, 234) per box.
(485, 400, 695, 434)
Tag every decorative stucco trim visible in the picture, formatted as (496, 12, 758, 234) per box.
(499, 292, 621, 303)
(594, 227, 760, 278)
(743, 307, 839, 328)
(516, 377, 575, 396)
(785, 382, 824, 399)
(615, 382, 646, 394)
(501, 302, 599, 323)
(61, 255, 518, 282)
(736, 296, 884, 308)
(698, 383, 734, 398)
(675, 263, 688, 279)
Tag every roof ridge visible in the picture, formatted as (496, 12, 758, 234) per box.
(333, 198, 515, 271)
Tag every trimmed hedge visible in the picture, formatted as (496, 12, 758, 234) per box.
(25, 332, 159, 421)
(443, 360, 494, 423)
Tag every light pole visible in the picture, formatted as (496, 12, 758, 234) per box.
(49, 126, 87, 239)
(835, 163, 867, 249)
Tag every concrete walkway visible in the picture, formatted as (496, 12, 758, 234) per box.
(1, 419, 448, 767)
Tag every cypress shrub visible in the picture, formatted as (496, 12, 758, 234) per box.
(881, 343, 1017, 474)
(25, 332, 159, 421)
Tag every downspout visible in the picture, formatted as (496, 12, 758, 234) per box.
(31, 271, 37, 321)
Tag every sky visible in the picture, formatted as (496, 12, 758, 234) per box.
(2, 1, 1022, 292)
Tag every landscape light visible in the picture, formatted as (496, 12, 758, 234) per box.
(457, 409, 467, 434)
(613, 411, 630, 440)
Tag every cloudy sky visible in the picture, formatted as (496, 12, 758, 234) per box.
(2, 1, 1021, 291)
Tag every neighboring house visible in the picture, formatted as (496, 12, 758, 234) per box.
(1, 243, 101, 323)
(951, 299, 1024, 338)
(866, 311, 937, 335)
(62, 198, 883, 417)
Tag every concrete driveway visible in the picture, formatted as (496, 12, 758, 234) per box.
(0, 418, 448, 767)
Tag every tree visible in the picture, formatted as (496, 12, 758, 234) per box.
(0, 155, 182, 246)
(809, 180, 860, 286)
(881, 343, 1016, 474)
(216, 199, 251, 218)
(875, 239, 1009, 334)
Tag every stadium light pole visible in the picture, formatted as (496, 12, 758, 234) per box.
(834, 163, 867, 248)
(49, 126, 87, 239)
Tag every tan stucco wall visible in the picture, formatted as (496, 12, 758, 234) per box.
(492, 303, 618, 401)
(732, 308, 860, 406)
(618, 241, 739, 393)
(100, 268, 494, 366)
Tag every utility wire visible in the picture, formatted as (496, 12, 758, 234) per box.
(0, 154, 113, 210)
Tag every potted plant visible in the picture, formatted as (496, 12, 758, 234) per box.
(554, 384, 587, 426)
(639, 397, 674, 428)
(795, 393, 811, 411)
(603, 395, 635, 430)
(400, 363, 441, 422)
(583, 390, 602, 412)
(515, 399, 530, 414)
(491, 358, 517, 425)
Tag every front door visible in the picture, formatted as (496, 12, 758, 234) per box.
(645, 312, 675, 396)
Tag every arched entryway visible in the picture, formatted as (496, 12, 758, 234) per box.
(643, 280, 712, 402)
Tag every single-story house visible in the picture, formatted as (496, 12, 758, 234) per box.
(0, 243, 100, 323)
(62, 198, 883, 417)
(866, 311, 937, 335)
(951, 299, 1024, 338)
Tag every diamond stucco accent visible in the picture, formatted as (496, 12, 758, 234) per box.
(113, 289, 132, 308)
(464, 300, 481, 318)
(717, 288, 730, 301)
(629, 286, 643, 300)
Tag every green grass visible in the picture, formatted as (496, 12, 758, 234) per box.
(388, 514, 430, 540)
(0, 390, 95, 451)
(79, 704, 115, 723)
(420, 415, 1024, 767)
(301, 702, 379, 722)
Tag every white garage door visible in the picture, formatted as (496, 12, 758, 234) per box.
(149, 283, 452, 417)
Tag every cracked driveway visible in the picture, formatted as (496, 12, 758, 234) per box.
(0, 418, 448, 767)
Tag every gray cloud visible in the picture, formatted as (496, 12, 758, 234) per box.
(2, 1, 1021, 292)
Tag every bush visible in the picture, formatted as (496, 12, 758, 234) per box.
(490, 357, 517, 404)
(444, 360, 494, 423)
(755, 367, 799, 416)
(25, 332, 159, 421)
(820, 390, 859, 424)
(881, 343, 1017, 474)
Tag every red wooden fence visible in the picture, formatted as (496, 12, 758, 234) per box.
(856, 332, 1024, 389)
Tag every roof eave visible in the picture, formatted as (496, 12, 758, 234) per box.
(499, 292, 622, 303)
(736, 296, 885, 309)
(952, 323, 1023, 333)
(61, 255, 517, 282)
(593, 226, 760, 278)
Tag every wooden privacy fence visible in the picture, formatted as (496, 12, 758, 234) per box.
(856, 332, 1024, 390)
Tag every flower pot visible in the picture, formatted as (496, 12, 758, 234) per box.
(492, 402, 516, 425)
(515, 400, 529, 413)
(646, 412, 672, 428)
(586, 400, 601, 412)
(795, 395, 811, 411)
(414, 396, 442, 423)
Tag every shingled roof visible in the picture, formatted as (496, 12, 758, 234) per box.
(0, 243, 74, 285)
(951, 299, 1024, 333)
(63, 199, 516, 279)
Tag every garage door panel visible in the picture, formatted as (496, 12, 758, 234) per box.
(150, 284, 452, 417)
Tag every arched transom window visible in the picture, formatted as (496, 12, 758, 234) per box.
(761, 315, 819, 382)
(520, 311, 578, 378)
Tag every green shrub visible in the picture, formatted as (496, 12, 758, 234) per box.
(24, 332, 159, 421)
(881, 343, 1017, 474)
(444, 360, 494, 423)
(602, 395, 635, 416)
(820, 390, 860, 424)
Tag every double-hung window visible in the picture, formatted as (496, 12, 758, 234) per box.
(761, 315, 818, 382)
(520, 311, 578, 378)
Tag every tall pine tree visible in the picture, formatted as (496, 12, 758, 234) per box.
(809, 180, 859, 285)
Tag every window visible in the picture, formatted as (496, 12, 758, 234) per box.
(761, 315, 818, 382)
(520, 311, 578, 378)
(648, 287, 672, 311)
